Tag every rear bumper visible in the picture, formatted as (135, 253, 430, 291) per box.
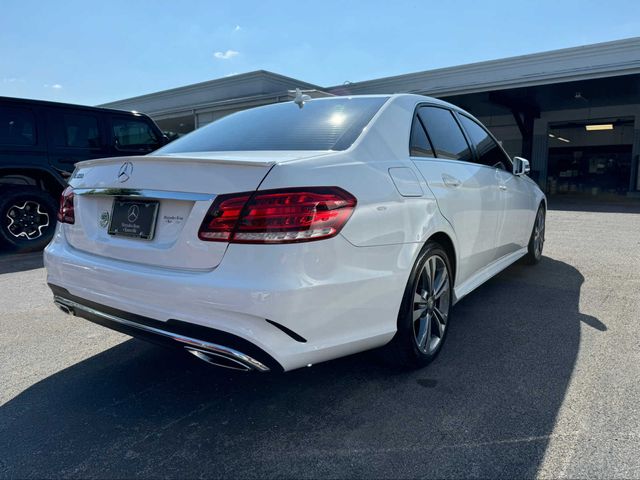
(50, 284, 279, 372)
(44, 226, 416, 371)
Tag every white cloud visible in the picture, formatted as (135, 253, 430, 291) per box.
(214, 49, 239, 60)
(44, 83, 63, 89)
(3, 77, 23, 83)
(234, 25, 241, 32)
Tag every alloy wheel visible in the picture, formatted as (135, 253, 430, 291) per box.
(413, 254, 451, 355)
(533, 208, 545, 258)
(5, 201, 50, 240)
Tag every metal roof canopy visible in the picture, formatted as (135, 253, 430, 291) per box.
(327, 37, 640, 98)
(442, 73, 640, 118)
(99, 70, 323, 116)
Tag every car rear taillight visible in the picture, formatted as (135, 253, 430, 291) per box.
(198, 187, 357, 244)
(57, 186, 75, 224)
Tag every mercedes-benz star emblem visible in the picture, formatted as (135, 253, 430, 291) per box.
(127, 205, 140, 223)
(118, 161, 133, 183)
(99, 211, 110, 228)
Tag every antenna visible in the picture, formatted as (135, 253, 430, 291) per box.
(293, 88, 312, 109)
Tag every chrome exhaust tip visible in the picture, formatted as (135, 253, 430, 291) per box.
(185, 347, 253, 372)
(54, 300, 75, 316)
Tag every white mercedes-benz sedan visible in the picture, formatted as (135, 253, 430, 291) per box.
(44, 94, 546, 372)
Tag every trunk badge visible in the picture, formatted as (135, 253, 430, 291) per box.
(117, 162, 133, 183)
(99, 211, 110, 228)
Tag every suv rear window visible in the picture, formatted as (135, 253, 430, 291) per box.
(52, 113, 101, 149)
(156, 97, 388, 153)
(0, 106, 36, 146)
(112, 117, 159, 150)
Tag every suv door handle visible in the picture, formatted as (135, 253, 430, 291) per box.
(442, 174, 462, 188)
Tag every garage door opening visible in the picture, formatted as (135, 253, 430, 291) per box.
(547, 118, 634, 198)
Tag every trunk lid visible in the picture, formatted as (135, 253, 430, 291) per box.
(64, 152, 327, 269)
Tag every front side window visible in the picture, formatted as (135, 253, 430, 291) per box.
(458, 114, 511, 170)
(409, 114, 433, 157)
(0, 106, 36, 146)
(53, 113, 101, 149)
(156, 97, 388, 154)
(417, 107, 472, 162)
(112, 118, 159, 150)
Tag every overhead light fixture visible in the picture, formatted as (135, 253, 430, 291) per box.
(585, 124, 614, 131)
(557, 137, 571, 143)
(548, 133, 556, 138)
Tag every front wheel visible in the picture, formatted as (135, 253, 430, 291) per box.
(524, 205, 545, 264)
(0, 188, 58, 253)
(385, 241, 453, 369)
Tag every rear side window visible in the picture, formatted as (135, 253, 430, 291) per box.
(418, 106, 472, 162)
(52, 113, 101, 149)
(0, 106, 36, 146)
(155, 97, 388, 153)
(458, 115, 511, 170)
(112, 117, 159, 150)
(409, 115, 433, 157)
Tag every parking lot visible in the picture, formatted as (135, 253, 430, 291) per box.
(1, 201, 639, 479)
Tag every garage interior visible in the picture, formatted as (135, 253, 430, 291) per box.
(547, 119, 633, 197)
(444, 73, 640, 199)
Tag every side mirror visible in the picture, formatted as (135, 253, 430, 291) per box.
(513, 157, 530, 176)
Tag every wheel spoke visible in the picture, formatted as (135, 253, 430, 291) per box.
(433, 307, 447, 336)
(416, 314, 431, 350)
(422, 262, 431, 295)
(433, 270, 449, 299)
(413, 306, 427, 321)
(428, 257, 437, 295)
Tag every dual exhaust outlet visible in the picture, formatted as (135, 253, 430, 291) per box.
(53, 298, 269, 372)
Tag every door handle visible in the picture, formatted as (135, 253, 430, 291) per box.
(442, 174, 462, 188)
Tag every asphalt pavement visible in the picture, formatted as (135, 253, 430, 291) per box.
(1, 200, 639, 479)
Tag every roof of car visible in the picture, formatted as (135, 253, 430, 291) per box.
(0, 95, 152, 117)
(298, 93, 463, 110)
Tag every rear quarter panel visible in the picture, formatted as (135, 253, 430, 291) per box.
(257, 95, 461, 283)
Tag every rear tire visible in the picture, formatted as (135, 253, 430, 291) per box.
(0, 188, 58, 253)
(384, 241, 453, 369)
(524, 204, 545, 265)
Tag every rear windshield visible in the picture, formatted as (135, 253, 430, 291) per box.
(155, 97, 388, 153)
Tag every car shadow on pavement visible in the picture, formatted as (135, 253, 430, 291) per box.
(0, 251, 44, 274)
(0, 257, 602, 479)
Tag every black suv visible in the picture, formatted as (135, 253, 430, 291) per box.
(0, 96, 168, 252)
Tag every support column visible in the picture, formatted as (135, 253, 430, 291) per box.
(511, 109, 535, 160)
(531, 119, 549, 191)
(630, 115, 640, 193)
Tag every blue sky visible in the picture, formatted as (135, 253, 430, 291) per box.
(2, 0, 639, 105)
